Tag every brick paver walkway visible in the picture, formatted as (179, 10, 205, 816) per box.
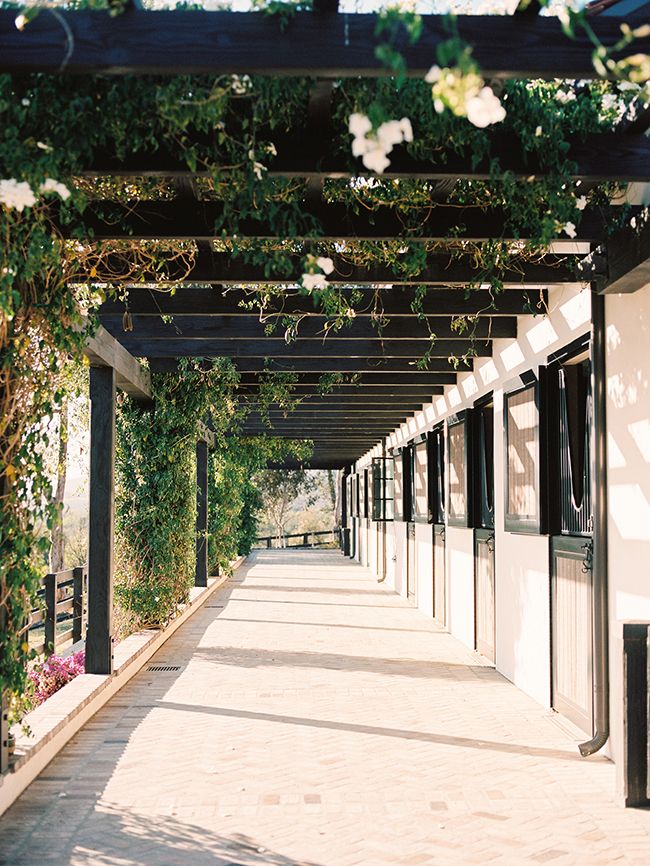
(2, 550, 650, 866)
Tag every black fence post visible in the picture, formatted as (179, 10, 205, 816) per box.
(267, 537, 271, 549)
(86, 365, 115, 675)
(44, 572, 57, 657)
(72, 566, 85, 644)
(195, 440, 208, 587)
(621, 622, 649, 807)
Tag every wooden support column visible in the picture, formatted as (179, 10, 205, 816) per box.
(85, 366, 116, 675)
(195, 440, 209, 588)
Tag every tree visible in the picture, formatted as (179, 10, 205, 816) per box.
(255, 469, 317, 546)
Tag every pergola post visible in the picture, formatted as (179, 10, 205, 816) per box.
(195, 439, 209, 587)
(85, 365, 116, 675)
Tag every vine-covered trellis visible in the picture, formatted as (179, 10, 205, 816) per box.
(1, 0, 649, 759)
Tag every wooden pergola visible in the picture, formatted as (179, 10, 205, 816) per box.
(1, 1, 649, 774)
(1, 4, 649, 471)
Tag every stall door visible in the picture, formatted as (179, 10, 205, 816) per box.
(551, 537, 593, 733)
(474, 529, 495, 662)
(433, 524, 446, 626)
(406, 523, 416, 602)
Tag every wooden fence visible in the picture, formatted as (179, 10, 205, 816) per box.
(28, 566, 88, 657)
(253, 529, 339, 550)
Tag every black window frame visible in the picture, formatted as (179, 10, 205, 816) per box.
(371, 456, 394, 522)
(472, 394, 495, 530)
(359, 468, 368, 519)
(428, 423, 446, 525)
(411, 433, 431, 524)
(547, 333, 593, 537)
(503, 368, 548, 535)
(447, 410, 473, 528)
(392, 446, 413, 522)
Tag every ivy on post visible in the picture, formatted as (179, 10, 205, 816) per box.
(85, 366, 116, 676)
(195, 439, 209, 588)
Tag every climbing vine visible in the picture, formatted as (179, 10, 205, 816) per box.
(0, 0, 648, 708)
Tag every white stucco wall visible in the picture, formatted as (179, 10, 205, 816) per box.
(415, 522, 434, 618)
(356, 284, 593, 709)
(605, 281, 650, 789)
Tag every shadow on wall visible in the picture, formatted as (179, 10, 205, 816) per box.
(606, 289, 650, 622)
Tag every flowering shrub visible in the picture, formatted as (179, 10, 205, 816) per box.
(27, 652, 85, 707)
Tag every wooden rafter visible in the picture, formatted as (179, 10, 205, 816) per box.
(0, 11, 645, 79)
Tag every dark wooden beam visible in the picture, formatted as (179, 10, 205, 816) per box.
(124, 337, 493, 358)
(100, 288, 542, 317)
(88, 251, 578, 285)
(600, 216, 650, 294)
(99, 314, 516, 341)
(1, 11, 644, 79)
(241, 397, 427, 407)
(238, 387, 445, 397)
(195, 440, 208, 588)
(85, 366, 115, 676)
(149, 357, 465, 374)
(84, 324, 152, 403)
(76, 201, 611, 241)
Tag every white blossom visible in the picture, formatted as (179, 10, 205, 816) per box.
(0, 179, 36, 212)
(266, 142, 277, 157)
(425, 65, 441, 84)
(399, 117, 413, 143)
(563, 221, 577, 239)
(465, 87, 506, 129)
(36, 141, 52, 151)
(575, 195, 587, 211)
(535, 126, 543, 137)
(15, 13, 26, 30)
(377, 120, 405, 151)
(348, 113, 372, 139)
(631, 216, 637, 229)
(555, 90, 576, 104)
(316, 256, 334, 275)
(362, 144, 391, 175)
(40, 178, 71, 201)
(253, 162, 266, 181)
(21, 98, 30, 107)
(302, 273, 328, 291)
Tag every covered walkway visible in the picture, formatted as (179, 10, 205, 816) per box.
(1, 550, 650, 866)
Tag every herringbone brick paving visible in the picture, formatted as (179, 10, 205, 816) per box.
(1, 550, 650, 865)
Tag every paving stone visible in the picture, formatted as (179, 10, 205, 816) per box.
(1, 550, 650, 865)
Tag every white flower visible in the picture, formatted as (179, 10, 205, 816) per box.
(563, 221, 577, 239)
(348, 113, 372, 139)
(40, 178, 71, 201)
(231, 75, 251, 96)
(302, 273, 327, 291)
(377, 120, 404, 151)
(253, 162, 266, 181)
(316, 256, 334, 275)
(425, 65, 441, 84)
(36, 141, 52, 151)
(535, 126, 543, 137)
(575, 195, 587, 211)
(266, 142, 277, 156)
(15, 13, 26, 30)
(351, 136, 369, 158)
(555, 89, 576, 104)
(0, 178, 36, 212)
(362, 144, 391, 174)
(21, 98, 30, 107)
(465, 87, 506, 129)
(631, 216, 637, 229)
(400, 117, 413, 143)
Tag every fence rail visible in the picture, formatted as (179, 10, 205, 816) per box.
(254, 529, 339, 550)
(28, 565, 88, 657)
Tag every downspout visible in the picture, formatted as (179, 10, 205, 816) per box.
(579, 290, 610, 757)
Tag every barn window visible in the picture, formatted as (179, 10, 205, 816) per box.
(504, 371, 547, 534)
(447, 411, 471, 527)
(473, 395, 494, 530)
(371, 457, 394, 521)
(429, 424, 445, 525)
(548, 336, 593, 536)
(412, 434, 430, 523)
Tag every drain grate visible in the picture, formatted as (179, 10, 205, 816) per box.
(146, 665, 181, 673)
